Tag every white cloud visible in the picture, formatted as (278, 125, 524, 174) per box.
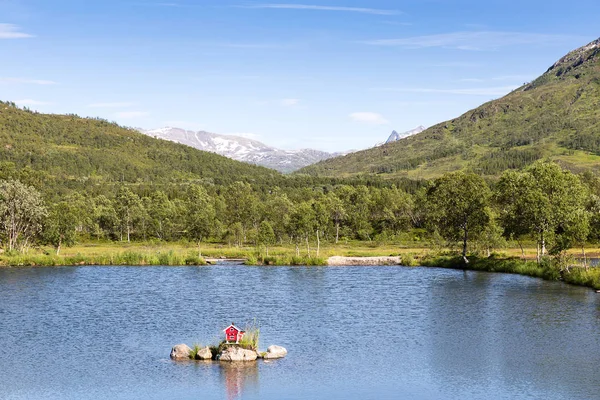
(281, 98, 300, 107)
(0, 77, 57, 85)
(88, 102, 137, 108)
(373, 86, 519, 96)
(0, 24, 33, 39)
(114, 111, 149, 119)
(362, 31, 584, 50)
(245, 4, 400, 15)
(350, 112, 389, 125)
(14, 99, 51, 106)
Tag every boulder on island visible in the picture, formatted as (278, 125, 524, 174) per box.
(263, 345, 287, 360)
(196, 346, 213, 360)
(219, 346, 258, 362)
(170, 344, 192, 360)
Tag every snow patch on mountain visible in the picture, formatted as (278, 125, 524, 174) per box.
(385, 126, 426, 144)
(140, 127, 340, 173)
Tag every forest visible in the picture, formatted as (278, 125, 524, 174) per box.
(1, 159, 598, 273)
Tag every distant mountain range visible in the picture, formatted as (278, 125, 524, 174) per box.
(140, 126, 426, 173)
(140, 127, 340, 173)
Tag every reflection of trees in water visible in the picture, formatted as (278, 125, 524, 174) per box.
(219, 362, 259, 400)
(425, 270, 495, 386)
(424, 270, 600, 398)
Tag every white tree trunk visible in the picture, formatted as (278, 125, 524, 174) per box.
(316, 229, 320, 257)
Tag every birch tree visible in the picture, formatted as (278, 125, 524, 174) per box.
(425, 172, 491, 263)
(0, 180, 47, 252)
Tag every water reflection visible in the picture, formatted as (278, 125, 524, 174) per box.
(1, 266, 600, 400)
(219, 362, 259, 400)
(424, 270, 600, 399)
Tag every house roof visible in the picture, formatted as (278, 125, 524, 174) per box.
(223, 324, 245, 333)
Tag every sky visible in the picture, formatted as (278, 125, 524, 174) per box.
(0, 0, 599, 152)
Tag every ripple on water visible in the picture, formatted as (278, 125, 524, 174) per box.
(0, 265, 599, 400)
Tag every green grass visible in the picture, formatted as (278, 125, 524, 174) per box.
(3, 240, 600, 292)
(421, 254, 600, 290)
(0, 247, 207, 267)
(238, 321, 260, 351)
(189, 343, 204, 360)
(245, 255, 327, 266)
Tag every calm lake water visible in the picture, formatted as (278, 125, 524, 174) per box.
(1, 264, 599, 400)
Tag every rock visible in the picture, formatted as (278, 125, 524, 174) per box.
(263, 345, 287, 359)
(170, 344, 192, 360)
(171, 344, 192, 360)
(219, 346, 258, 362)
(196, 346, 213, 360)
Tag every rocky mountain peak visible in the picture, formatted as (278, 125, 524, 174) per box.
(385, 126, 426, 144)
(545, 37, 600, 76)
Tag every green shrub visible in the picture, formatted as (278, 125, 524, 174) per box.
(402, 253, 417, 267)
(245, 255, 259, 265)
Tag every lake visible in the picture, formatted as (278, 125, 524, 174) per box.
(1, 264, 599, 399)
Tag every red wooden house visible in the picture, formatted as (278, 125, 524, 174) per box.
(223, 323, 245, 344)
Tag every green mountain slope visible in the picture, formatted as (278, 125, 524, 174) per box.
(299, 38, 600, 179)
(0, 102, 279, 186)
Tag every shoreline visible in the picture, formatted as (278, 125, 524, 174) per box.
(1, 251, 598, 292)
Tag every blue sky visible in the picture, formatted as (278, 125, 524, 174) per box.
(1, 0, 598, 152)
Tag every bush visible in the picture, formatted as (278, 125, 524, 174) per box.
(402, 253, 417, 267)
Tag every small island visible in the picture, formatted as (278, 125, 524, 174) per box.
(170, 323, 287, 362)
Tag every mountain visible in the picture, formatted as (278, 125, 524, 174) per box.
(141, 127, 337, 173)
(0, 102, 279, 190)
(298, 37, 600, 179)
(385, 126, 426, 144)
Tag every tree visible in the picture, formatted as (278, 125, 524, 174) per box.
(347, 186, 373, 240)
(425, 172, 491, 263)
(0, 180, 47, 252)
(45, 202, 78, 255)
(475, 216, 506, 257)
(326, 191, 346, 244)
(90, 195, 118, 241)
(312, 196, 330, 257)
(223, 182, 260, 244)
(551, 208, 590, 271)
(258, 220, 276, 256)
(289, 202, 315, 256)
(186, 185, 218, 257)
(115, 186, 142, 242)
(263, 191, 293, 244)
(496, 162, 588, 263)
(372, 186, 416, 237)
(495, 170, 533, 258)
(146, 191, 175, 240)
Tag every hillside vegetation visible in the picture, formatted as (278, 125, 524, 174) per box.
(0, 102, 280, 189)
(298, 38, 600, 179)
